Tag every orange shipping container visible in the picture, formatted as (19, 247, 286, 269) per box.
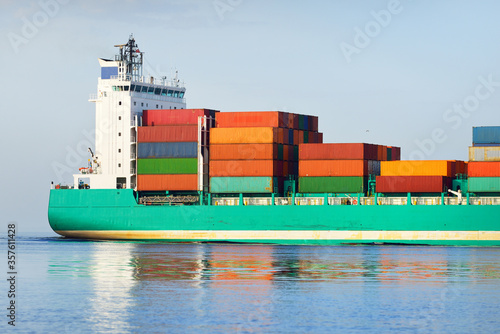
(468, 161, 500, 177)
(299, 160, 370, 177)
(380, 160, 454, 177)
(210, 127, 279, 144)
(210, 144, 279, 160)
(210, 160, 284, 177)
(216, 111, 286, 128)
(137, 174, 197, 191)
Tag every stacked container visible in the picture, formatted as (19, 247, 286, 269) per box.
(298, 143, 400, 193)
(468, 126, 500, 193)
(137, 109, 217, 191)
(376, 160, 466, 194)
(209, 111, 322, 194)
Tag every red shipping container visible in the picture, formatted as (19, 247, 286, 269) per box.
(216, 111, 286, 128)
(309, 116, 319, 132)
(293, 130, 299, 145)
(283, 161, 289, 176)
(137, 174, 198, 191)
(376, 176, 452, 193)
(138, 125, 198, 143)
(143, 109, 217, 126)
(292, 114, 299, 129)
(278, 128, 287, 144)
(317, 133, 324, 144)
(299, 143, 380, 160)
(210, 160, 284, 177)
(210, 144, 279, 160)
(299, 160, 370, 177)
(392, 146, 401, 160)
(468, 161, 500, 177)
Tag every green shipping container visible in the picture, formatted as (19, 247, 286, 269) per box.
(387, 147, 392, 161)
(137, 158, 198, 175)
(298, 114, 305, 130)
(468, 177, 500, 193)
(210, 177, 277, 193)
(299, 176, 367, 193)
(278, 144, 284, 161)
(293, 146, 299, 162)
(303, 131, 309, 143)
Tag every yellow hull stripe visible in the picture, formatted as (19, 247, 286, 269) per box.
(55, 230, 500, 241)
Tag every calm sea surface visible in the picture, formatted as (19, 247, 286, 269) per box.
(2, 234, 500, 333)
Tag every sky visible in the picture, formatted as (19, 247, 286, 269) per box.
(1, 0, 500, 232)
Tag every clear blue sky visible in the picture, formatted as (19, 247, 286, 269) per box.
(1, 0, 500, 232)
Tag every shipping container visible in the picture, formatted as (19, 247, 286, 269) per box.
(210, 144, 279, 160)
(380, 160, 455, 177)
(468, 177, 500, 193)
(468, 161, 500, 177)
(215, 111, 286, 128)
(209, 160, 284, 177)
(138, 125, 198, 143)
(469, 146, 500, 161)
(210, 127, 279, 144)
(299, 176, 367, 193)
(137, 174, 198, 191)
(392, 146, 401, 161)
(299, 143, 378, 160)
(143, 109, 217, 126)
(137, 142, 197, 159)
(299, 160, 378, 177)
(310, 116, 319, 132)
(317, 133, 324, 144)
(472, 126, 500, 145)
(376, 176, 452, 193)
(210, 176, 279, 193)
(137, 158, 198, 174)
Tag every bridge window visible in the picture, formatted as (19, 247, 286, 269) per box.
(173, 91, 179, 98)
(179, 92, 185, 98)
(161, 89, 167, 96)
(148, 86, 154, 94)
(154, 87, 161, 95)
(124, 86, 129, 91)
(167, 90, 173, 97)
(141, 86, 148, 93)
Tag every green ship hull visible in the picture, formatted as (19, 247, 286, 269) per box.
(48, 189, 500, 246)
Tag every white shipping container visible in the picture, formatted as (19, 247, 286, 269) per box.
(469, 146, 500, 162)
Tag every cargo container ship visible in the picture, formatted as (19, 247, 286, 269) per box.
(48, 36, 500, 246)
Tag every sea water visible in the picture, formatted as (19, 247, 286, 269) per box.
(2, 233, 500, 333)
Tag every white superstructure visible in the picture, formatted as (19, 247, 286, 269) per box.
(74, 35, 186, 189)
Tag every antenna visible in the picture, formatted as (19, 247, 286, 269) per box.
(114, 34, 143, 81)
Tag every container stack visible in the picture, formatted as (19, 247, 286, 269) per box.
(468, 126, 500, 193)
(298, 143, 400, 193)
(209, 111, 322, 193)
(136, 109, 217, 191)
(376, 160, 466, 194)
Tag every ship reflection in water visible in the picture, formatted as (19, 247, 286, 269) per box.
(46, 242, 500, 333)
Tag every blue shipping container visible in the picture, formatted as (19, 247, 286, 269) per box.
(210, 177, 276, 193)
(138, 142, 197, 159)
(473, 126, 500, 145)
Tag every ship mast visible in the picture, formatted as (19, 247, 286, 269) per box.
(114, 34, 143, 82)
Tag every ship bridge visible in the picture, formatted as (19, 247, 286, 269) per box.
(77, 35, 187, 190)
